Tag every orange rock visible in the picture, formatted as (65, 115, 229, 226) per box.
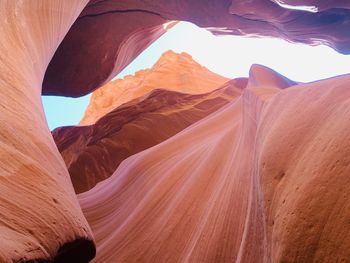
(80, 50, 230, 125)
(79, 67, 350, 262)
(53, 82, 243, 194)
(0, 1, 95, 262)
(2, 1, 350, 262)
(43, 0, 350, 97)
(53, 53, 241, 193)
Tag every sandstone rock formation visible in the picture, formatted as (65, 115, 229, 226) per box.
(52, 51, 242, 193)
(2, 1, 350, 262)
(0, 1, 95, 262)
(43, 0, 350, 97)
(80, 50, 229, 125)
(79, 66, 350, 262)
(53, 83, 242, 194)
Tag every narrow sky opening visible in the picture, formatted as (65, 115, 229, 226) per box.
(42, 21, 350, 130)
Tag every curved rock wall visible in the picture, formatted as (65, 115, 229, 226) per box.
(2, 1, 350, 262)
(79, 67, 350, 262)
(80, 51, 230, 125)
(53, 83, 242, 194)
(52, 51, 240, 193)
(43, 0, 350, 97)
(0, 1, 95, 262)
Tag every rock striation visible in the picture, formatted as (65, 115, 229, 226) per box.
(80, 50, 230, 125)
(53, 51, 240, 193)
(79, 66, 350, 262)
(0, 1, 95, 262)
(1, 1, 350, 262)
(53, 85, 242, 194)
(43, 0, 350, 97)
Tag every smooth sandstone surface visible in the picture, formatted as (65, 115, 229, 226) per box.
(0, 1, 95, 262)
(43, 0, 350, 97)
(43, 0, 169, 97)
(80, 50, 229, 125)
(79, 67, 350, 262)
(53, 83, 242, 194)
(2, 1, 350, 262)
(53, 52, 240, 193)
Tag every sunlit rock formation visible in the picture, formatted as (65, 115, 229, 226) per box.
(0, 1, 95, 262)
(80, 51, 229, 125)
(2, 0, 350, 262)
(247, 64, 297, 89)
(43, 0, 350, 97)
(79, 66, 350, 262)
(53, 52, 241, 193)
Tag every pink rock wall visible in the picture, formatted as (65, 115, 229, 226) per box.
(43, 0, 350, 97)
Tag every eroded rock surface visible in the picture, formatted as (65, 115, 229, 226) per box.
(2, 1, 350, 262)
(53, 86, 242, 194)
(53, 52, 240, 193)
(0, 1, 95, 262)
(80, 51, 229, 125)
(79, 66, 350, 262)
(43, 0, 350, 97)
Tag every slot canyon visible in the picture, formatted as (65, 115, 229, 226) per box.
(0, 1, 350, 262)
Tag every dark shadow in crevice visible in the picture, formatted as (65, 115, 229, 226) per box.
(20, 238, 96, 263)
(54, 239, 96, 263)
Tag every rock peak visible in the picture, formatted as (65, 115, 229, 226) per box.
(80, 50, 229, 125)
(248, 64, 297, 89)
(153, 50, 196, 68)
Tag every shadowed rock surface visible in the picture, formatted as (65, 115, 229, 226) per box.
(43, 0, 350, 97)
(80, 50, 230, 125)
(53, 84, 243, 194)
(1, 1, 350, 262)
(0, 1, 95, 262)
(79, 66, 350, 262)
(53, 52, 242, 193)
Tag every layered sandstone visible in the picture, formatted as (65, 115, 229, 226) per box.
(79, 66, 350, 262)
(2, 1, 350, 262)
(53, 83, 243, 194)
(53, 52, 241, 193)
(0, 1, 95, 262)
(43, 0, 350, 97)
(80, 50, 229, 125)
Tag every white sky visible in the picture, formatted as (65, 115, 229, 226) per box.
(43, 21, 350, 130)
(117, 21, 350, 82)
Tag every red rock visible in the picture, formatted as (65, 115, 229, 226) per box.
(43, 0, 350, 97)
(2, 1, 350, 262)
(53, 85, 242, 194)
(53, 52, 241, 193)
(247, 64, 297, 89)
(43, 1, 169, 97)
(79, 67, 350, 262)
(80, 50, 230, 125)
(0, 1, 95, 262)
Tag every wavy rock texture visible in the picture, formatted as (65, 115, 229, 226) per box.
(3, 1, 350, 262)
(43, 1, 170, 97)
(53, 82, 243, 194)
(80, 50, 230, 125)
(53, 51, 239, 193)
(247, 64, 297, 89)
(79, 67, 350, 262)
(43, 0, 350, 97)
(0, 1, 95, 262)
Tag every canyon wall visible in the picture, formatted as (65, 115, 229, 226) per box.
(43, 0, 350, 97)
(0, 1, 95, 262)
(1, 1, 350, 262)
(80, 51, 230, 125)
(78, 66, 350, 262)
(53, 51, 241, 193)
